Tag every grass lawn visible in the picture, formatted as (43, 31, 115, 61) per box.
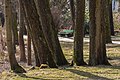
(0, 39, 120, 80)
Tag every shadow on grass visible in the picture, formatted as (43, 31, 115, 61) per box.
(66, 69, 112, 80)
(97, 65, 120, 70)
(16, 73, 43, 80)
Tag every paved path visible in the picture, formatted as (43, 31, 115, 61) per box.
(59, 37, 120, 44)
(24, 35, 120, 44)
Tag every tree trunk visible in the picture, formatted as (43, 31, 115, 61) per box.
(35, 0, 68, 66)
(19, 0, 27, 62)
(69, 0, 75, 30)
(109, 0, 115, 36)
(22, 0, 57, 67)
(4, 0, 26, 73)
(88, 0, 97, 66)
(104, 0, 112, 43)
(74, 0, 86, 66)
(12, 2, 19, 45)
(95, 0, 110, 65)
(27, 31, 32, 65)
(32, 40, 40, 67)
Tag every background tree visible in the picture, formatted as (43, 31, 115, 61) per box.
(69, 0, 75, 29)
(27, 31, 32, 65)
(18, 0, 26, 62)
(109, 0, 115, 36)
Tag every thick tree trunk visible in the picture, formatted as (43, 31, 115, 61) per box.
(22, 0, 57, 67)
(5, 0, 26, 73)
(95, 0, 110, 65)
(88, 0, 97, 66)
(74, 0, 86, 66)
(35, 0, 68, 66)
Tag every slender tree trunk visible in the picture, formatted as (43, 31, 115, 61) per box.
(69, 0, 75, 30)
(104, 0, 112, 43)
(109, 0, 115, 36)
(12, 2, 19, 45)
(35, 0, 68, 66)
(32, 40, 40, 67)
(27, 31, 32, 65)
(74, 0, 86, 66)
(4, 0, 26, 73)
(88, 0, 97, 66)
(19, 0, 26, 62)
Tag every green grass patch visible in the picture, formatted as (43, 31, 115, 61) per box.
(0, 41, 120, 80)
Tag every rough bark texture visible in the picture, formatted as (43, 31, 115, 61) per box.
(5, 0, 26, 73)
(22, 0, 57, 67)
(95, 0, 110, 65)
(74, 0, 86, 66)
(104, 0, 112, 43)
(88, 0, 97, 66)
(27, 31, 32, 65)
(12, 2, 19, 45)
(69, 0, 75, 30)
(19, 0, 27, 62)
(35, 0, 68, 66)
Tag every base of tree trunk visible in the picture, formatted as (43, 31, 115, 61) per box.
(76, 61, 87, 66)
(70, 60, 74, 66)
(12, 65, 26, 73)
(40, 64, 49, 69)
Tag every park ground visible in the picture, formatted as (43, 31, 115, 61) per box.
(0, 35, 120, 80)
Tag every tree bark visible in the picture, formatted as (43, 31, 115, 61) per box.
(109, 0, 115, 36)
(27, 31, 32, 65)
(88, 0, 97, 66)
(69, 0, 75, 30)
(35, 0, 68, 66)
(95, 0, 111, 65)
(74, 0, 86, 66)
(5, 0, 26, 73)
(21, 0, 57, 67)
(19, 0, 27, 62)
(104, 0, 112, 43)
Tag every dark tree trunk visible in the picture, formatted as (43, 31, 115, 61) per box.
(27, 31, 32, 65)
(69, 0, 75, 30)
(12, 2, 19, 45)
(74, 0, 86, 66)
(104, 0, 112, 43)
(22, 0, 57, 67)
(109, 1, 115, 36)
(5, 0, 26, 73)
(32, 40, 40, 67)
(35, 0, 68, 66)
(95, 0, 111, 65)
(88, 0, 97, 66)
(19, 0, 27, 62)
